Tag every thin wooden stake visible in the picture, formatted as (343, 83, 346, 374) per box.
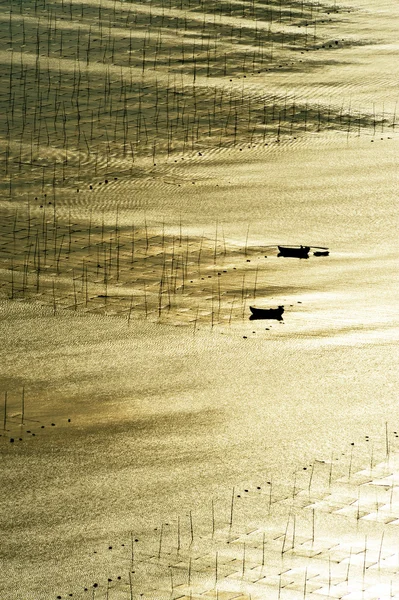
(189, 511, 194, 544)
(128, 571, 133, 600)
(262, 532, 266, 566)
(21, 386, 25, 425)
(229, 487, 235, 527)
(211, 499, 215, 537)
(3, 391, 7, 431)
(158, 524, 163, 559)
(385, 421, 390, 456)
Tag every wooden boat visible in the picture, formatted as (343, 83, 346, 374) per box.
(278, 245, 310, 258)
(249, 305, 284, 320)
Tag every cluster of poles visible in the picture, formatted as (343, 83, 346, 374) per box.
(0, 207, 264, 327)
(91, 436, 399, 598)
(1, 0, 394, 197)
(1, 426, 390, 598)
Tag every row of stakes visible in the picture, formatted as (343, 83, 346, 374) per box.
(1, 204, 321, 329)
(33, 433, 399, 598)
(2, 0, 395, 194)
(3, 387, 399, 596)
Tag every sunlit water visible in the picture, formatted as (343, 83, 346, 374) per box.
(0, 0, 398, 597)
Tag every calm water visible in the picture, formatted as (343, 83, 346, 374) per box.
(1, 0, 398, 597)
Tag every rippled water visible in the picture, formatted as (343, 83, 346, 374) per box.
(0, 0, 398, 597)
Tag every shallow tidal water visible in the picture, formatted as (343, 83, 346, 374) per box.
(0, 0, 398, 597)
(1, 132, 398, 597)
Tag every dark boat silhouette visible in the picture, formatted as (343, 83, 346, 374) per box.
(313, 250, 329, 256)
(249, 305, 284, 320)
(278, 245, 310, 258)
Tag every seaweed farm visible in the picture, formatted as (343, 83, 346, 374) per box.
(3, 409, 399, 598)
(0, 0, 398, 598)
(0, 0, 395, 197)
(0, 205, 335, 328)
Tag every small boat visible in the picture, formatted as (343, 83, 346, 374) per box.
(249, 305, 284, 320)
(313, 250, 329, 256)
(278, 245, 310, 258)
